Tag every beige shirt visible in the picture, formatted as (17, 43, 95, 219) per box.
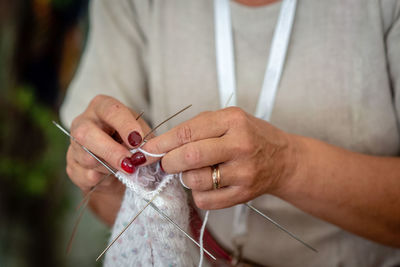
(61, 0, 400, 266)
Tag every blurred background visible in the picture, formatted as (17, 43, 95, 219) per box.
(0, 0, 109, 266)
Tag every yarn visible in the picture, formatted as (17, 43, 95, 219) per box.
(198, 210, 210, 267)
(104, 162, 195, 266)
(104, 144, 211, 266)
(179, 172, 190, 190)
(132, 147, 166, 158)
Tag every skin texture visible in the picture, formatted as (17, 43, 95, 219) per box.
(143, 108, 400, 248)
(66, 95, 152, 226)
(66, 95, 400, 247)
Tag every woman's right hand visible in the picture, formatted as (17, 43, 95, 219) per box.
(66, 95, 151, 196)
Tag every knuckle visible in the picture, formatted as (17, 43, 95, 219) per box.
(81, 154, 97, 168)
(194, 195, 208, 210)
(153, 139, 165, 154)
(176, 125, 193, 145)
(198, 110, 212, 118)
(228, 107, 247, 122)
(240, 136, 256, 154)
(90, 94, 107, 106)
(87, 170, 100, 185)
(225, 107, 248, 129)
(187, 171, 203, 190)
(102, 108, 118, 124)
(71, 124, 89, 144)
(183, 145, 202, 167)
(239, 164, 256, 185)
(104, 102, 122, 121)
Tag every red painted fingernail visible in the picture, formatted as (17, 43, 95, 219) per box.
(160, 160, 165, 172)
(130, 151, 146, 166)
(121, 157, 135, 173)
(128, 131, 142, 147)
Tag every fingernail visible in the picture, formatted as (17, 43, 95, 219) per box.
(130, 151, 146, 166)
(128, 131, 142, 147)
(121, 157, 135, 173)
(159, 160, 165, 172)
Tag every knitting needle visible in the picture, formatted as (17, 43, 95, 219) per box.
(75, 110, 144, 211)
(77, 110, 144, 209)
(53, 121, 216, 260)
(149, 200, 216, 260)
(67, 112, 145, 253)
(142, 104, 192, 140)
(66, 193, 91, 254)
(244, 203, 317, 252)
(76, 174, 111, 211)
(135, 110, 145, 120)
(96, 193, 159, 261)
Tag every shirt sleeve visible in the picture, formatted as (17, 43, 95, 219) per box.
(385, 2, 400, 130)
(60, 0, 150, 128)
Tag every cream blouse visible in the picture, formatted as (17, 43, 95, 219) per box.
(61, 0, 400, 266)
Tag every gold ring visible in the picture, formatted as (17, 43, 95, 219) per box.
(212, 165, 221, 190)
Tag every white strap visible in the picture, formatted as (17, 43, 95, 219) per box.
(214, 0, 237, 108)
(255, 0, 297, 120)
(214, 0, 297, 251)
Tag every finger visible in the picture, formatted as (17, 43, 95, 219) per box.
(161, 137, 233, 173)
(71, 120, 133, 173)
(70, 142, 101, 169)
(192, 186, 249, 210)
(70, 142, 118, 174)
(181, 162, 240, 191)
(67, 150, 105, 190)
(142, 108, 235, 155)
(181, 167, 213, 191)
(90, 95, 145, 148)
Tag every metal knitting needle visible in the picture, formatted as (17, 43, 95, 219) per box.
(67, 112, 144, 253)
(53, 121, 117, 175)
(149, 200, 216, 260)
(66, 194, 91, 254)
(53, 121, 216, 260)
(219, 94, 316, 253)
(142, 104, 192, 140)
(96, 193, 159, 261)
(76, 111, 144, 211)
(244, 203, 317, 252)
(135, 110, 145, 120)
(76, 174, 111, 211)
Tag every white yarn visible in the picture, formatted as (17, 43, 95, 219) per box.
(115, 161, 172, 200)
(105, 146, 210, 266)
(198, 210, 210, 267)
(179, 172, 190, 189)
(130, 147, 166, 158)
(104, 162, 195, 266)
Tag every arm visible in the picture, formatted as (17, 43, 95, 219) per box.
(140, 3, 400, 247)
(142, 107, 400, 248)
(279, 134, 400, 247)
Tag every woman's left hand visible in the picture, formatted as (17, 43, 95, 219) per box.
(143, 107, 299, 210)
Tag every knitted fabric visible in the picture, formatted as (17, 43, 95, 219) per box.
(104, 162, 195, 266)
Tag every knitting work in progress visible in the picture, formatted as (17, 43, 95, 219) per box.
(104, 162, 195, 266)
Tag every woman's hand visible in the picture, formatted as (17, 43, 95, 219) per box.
(66, 95, 151, 195)
(143, 107, 299, 210)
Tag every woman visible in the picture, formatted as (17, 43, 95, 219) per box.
(61, 0, 400, 266)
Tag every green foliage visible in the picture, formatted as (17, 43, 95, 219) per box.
(0, 85, 68, 196)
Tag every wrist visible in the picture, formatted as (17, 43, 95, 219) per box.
(271, 132, 308, 199)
